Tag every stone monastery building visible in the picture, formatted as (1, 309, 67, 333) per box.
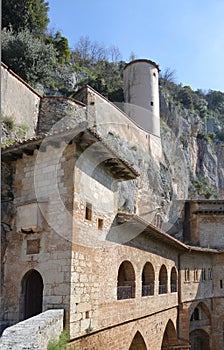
(1, 60, 224, 350)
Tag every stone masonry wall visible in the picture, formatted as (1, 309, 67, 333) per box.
(37, 97, 86, 134)
(69, 231, 180, 338)
(0, 309, 64, 350)
(68, 308, 178, 350)
(2, 142, 76, 327)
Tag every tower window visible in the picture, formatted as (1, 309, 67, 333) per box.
(220, 280, 223, 289)
(98, 218, 104, 230)
(85, 203, 92, 221)
(150, 101, 154, 106)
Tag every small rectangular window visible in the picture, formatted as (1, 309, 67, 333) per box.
(201, 268, 206, 281)
(184, 268, 190, 282)
(85, 203, 92, 221)
(208, 268, 212, 280)
(98, 218, 103, 230)
(194, 269, 199, 282)
(220, 280, 223, 289)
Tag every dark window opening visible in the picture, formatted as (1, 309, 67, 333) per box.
(151, 101, 154, 106)
(202, 268, 206, 281)
(220, 280, 223, 289)
(98, 218, 103, 230)
(159, 265, 168, 294)
(85, 203, 92, 221)
(171, 267, 178, 293)
(117, 261, 135, 300)
(194, 269, 199, 282)
(191, 307, 200, 321)
(141, 262, 154, 297)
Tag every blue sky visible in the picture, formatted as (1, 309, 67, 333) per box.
(47, 0, 224, 92)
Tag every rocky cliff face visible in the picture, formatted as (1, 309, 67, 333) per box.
(112, 88, 224, 240)
(160, 89, 224, 199)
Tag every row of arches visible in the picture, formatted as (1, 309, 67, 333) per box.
(129, 320, 178, 350)
(117, 261, 177, 300)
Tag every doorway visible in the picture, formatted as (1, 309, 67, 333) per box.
(21, 269, 43, 320)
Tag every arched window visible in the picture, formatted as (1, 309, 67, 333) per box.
(190, 303, 211, 324)
(117, 261, 135, 300)
(129, 331, 147, 350)
(153, 213, 163, 229)
(170, 267, 178, 293)
(159, 265, 167, 294)
(191, 307, 199, 321)
(142, 262, 154, 296)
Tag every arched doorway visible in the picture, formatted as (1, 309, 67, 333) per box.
(190, 329, 210, 350)
(129, 331, 147, 350)
(20, 269, 43, 320)
(161, 320, 178, 349)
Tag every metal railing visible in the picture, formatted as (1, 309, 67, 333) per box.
(142, 284, 154, 296)
(117, 285, 134, 300)
(159, 284, 167, 294)
(171, 283, 177, 293)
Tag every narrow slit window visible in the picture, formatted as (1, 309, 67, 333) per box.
(98, 218, 104, 230)
(85, 203, 92, 221)
(194, 269, 199, 282)
(185, 268, 190, 282)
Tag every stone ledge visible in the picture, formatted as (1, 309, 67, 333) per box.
(0, 309, 64, 350)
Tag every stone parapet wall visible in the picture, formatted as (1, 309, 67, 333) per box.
(0, 309, 64, 350)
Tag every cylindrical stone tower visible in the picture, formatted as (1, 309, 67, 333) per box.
(123, 59, 160, 137)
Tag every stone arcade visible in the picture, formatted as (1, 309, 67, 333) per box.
(1, 60, 224, 350)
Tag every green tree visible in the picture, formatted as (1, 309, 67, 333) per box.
(2, 0, 49, 36)
(2, 28, 57, 88)
(177, 86, 193, 110)
(206, 90, 224, 113)
(45, 31, 70, 64)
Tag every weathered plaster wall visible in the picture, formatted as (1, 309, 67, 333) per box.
(199, 218, 224, 248)
(180, 251, 213, 303)
(123, 60, 160, 137)
(1, 64, 40, 137)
